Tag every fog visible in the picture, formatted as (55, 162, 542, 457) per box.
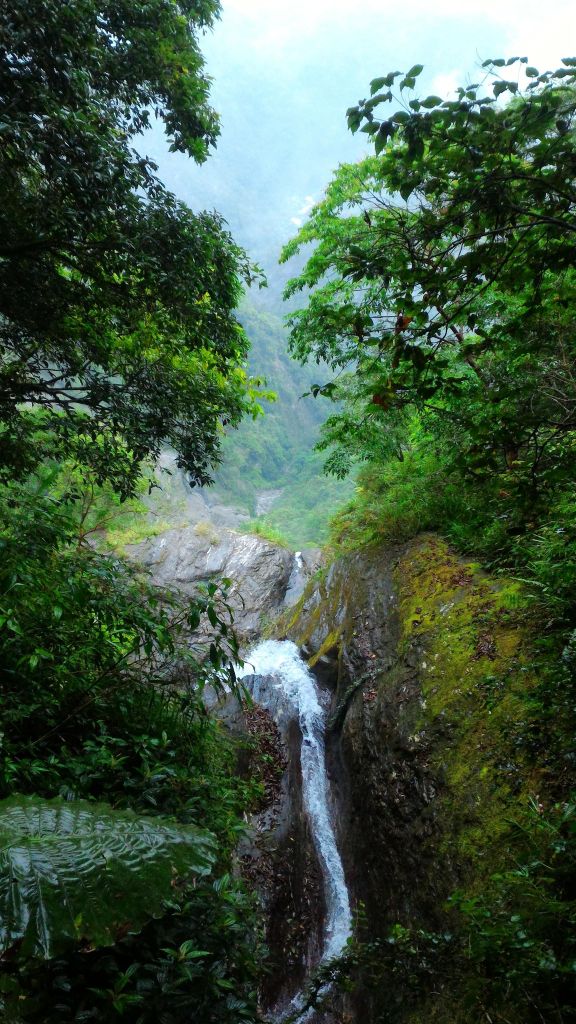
(143, 0, 573, 297)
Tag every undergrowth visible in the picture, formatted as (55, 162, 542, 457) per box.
(0, 481, 264, 1023)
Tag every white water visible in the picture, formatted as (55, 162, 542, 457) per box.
(284, 551, 308, 608)
(240, 639, 352, 965)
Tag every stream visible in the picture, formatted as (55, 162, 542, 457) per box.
(240, 640, 352, 1020)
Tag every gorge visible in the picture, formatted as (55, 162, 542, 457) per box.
(126, 480, 556, 1024)
(1, 4, 574, 1023)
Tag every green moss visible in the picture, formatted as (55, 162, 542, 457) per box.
(285, 534, 572, 1021)
(105, 516, 173, 554)
(308, 627, 342, 668)
(241, 519, 291, 548)
(394, 535, 539, 872)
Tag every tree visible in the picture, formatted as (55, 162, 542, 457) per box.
(0, 0, 263, 496)
(281, 59, 576, 491)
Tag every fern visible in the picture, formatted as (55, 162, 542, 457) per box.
(0, 795, 215, 958)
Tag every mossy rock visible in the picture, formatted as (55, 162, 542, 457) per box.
(395, 536, 540, 872)
(282, 533, 554, 1023)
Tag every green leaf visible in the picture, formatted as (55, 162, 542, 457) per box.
(370, 77, 388, 95)
(374, 121, 394, 155)
(346, 107, 362, 132)
(188, 607, 201, 630)
(365, 91, 392, 109)
(0, 796, 215, 959)
(420, 96, 443, 109)
(406, 64, 424, 78)
(370, 72, 401, 93)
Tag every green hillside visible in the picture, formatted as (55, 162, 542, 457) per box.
(212, 302, 355, 546)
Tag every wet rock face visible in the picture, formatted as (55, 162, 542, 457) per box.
(129, 525, 294, 646)
(282, 542, 456, 944)
(280, 534, 538, 1022)
(236, 675, 325, 1016)
(255, 716, 325, 1014)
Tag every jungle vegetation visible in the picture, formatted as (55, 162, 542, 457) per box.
(2, 0, 576, 1018)
(0, 2, 264, 1021)
(283, 58, 576, 1022)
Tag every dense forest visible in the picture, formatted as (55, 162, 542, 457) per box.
(281, 56, 576, 1022)
(0, 2, 575, 1024)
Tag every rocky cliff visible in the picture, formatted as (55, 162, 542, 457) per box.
(130, 523, 318, 648)
(279, 534, 542, 1023)
(129, 517, 552, 1023)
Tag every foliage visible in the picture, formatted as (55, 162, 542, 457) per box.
(245, 448, 354, 548)
(289, 925, 455, 1024)
(0, 795, 215, 959)
(205, 302, 355, 546)
(0, 480, 242, 800)
(0, 4, 269, 1019)
(306, 800, 576, 1024)
(27, 460, 171, 550)
(282, 59, 576, 495)
(0, 0, 265, 496)
(448, 797, 576, 1021)
(214, 304, 333, 500)
(0, 480, 263, 1021)
(0, 874, 261, 1023)
(282, 54, 576, 603)
(242, 519, 290, 548)
(282, 55, 576, 1024)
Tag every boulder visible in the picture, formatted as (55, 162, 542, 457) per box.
(129, 524, 294, 647)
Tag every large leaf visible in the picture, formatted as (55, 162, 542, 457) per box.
(0, 796, 215, 958)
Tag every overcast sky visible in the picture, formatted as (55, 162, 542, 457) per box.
(146, 0, 576, 282)
(217, 0, 573, 74)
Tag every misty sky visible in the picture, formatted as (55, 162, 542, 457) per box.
(145, 0, 575, 285)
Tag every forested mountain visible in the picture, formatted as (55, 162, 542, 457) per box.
(211, 302, 355, 544)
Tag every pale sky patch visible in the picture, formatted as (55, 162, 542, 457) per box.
(298, 196, 315, 216)
(218, 0, 575, 74)
(429, 71, 461, 100)
(290, 195, 316, 228)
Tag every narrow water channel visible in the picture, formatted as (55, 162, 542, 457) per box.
(240, 640, 352, 1019)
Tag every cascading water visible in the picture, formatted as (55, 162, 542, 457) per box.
(240, 640, 351, 1017)
(284, 552, 307, 607)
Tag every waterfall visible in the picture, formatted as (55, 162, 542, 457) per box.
(240, 640, 351, 1015)
(284, 551, 308, 608)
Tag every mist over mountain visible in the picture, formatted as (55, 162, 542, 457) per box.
(144, 0, 568, 293)
(141, 1, 573, 545)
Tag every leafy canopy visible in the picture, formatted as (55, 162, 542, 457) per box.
(0, 6, 265, 1019)
(0, 477, 243, 799)
(281, 58, 576, 487)
(0, 0, 264, 496)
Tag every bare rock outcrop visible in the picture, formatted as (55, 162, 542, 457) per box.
(130, 524, 295, 647)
